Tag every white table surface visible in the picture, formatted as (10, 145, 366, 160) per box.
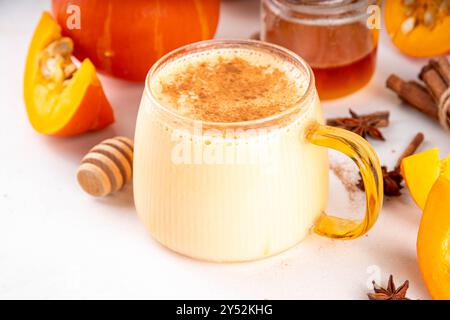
(1, 0, 448, 300)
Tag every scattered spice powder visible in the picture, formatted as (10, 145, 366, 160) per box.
(156, 54, 303, 122)
(330, 161, 362, 205)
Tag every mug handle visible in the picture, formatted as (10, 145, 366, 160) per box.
(306, 123, 384, 239)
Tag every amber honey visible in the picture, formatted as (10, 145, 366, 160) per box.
(313, 46, 377, 100)
(261, 0, 380, 100)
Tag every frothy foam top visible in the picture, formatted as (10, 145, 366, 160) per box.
(150, 48, 307, 123)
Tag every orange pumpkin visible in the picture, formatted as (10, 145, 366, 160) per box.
(51, 0, 221, 81)
(385, 0, 450, 57)
(24, 12, 114, 136)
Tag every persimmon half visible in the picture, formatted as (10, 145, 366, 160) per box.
(24, 12, 114, 136)
(417, 176, 450, 299)
(52, 0, 221, 81)
(385, 0, 450, 57)
(401, 148, 444, 209)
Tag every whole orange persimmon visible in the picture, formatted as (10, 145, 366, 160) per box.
(52, 0, 221, 81)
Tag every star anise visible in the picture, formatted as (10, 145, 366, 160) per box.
(357, 133, 424, 197)
(327, 109, 390, 141)
(368, 275, 410, 300)
(382, 167, 404, 196)
(358, 166, 404, 197)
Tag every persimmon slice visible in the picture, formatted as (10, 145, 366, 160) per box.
(385, 0, 450, 57)
(401, 148, 450, 209)
(417, 176, 450, 299)
(401, 148, 441, 209)
(24, 12, 114, 136)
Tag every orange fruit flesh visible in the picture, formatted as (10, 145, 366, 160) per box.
(401, 148, 442, 209)
(24, 12, 114, 136)
(385, 1, 450, 58)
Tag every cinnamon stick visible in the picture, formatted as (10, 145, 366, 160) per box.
(395, 132, 424, 170)
(386, 56, 450, 129)
(419, 63, 447, 101)
(386, 75, 442, 121)
(431, 57, 450, 86)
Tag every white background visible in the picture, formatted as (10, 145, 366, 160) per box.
(1, 0, 449, 299)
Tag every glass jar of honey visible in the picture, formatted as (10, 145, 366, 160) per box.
(261, 0, 380, 100)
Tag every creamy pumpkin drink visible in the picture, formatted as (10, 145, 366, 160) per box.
(134, 40, 383, 262)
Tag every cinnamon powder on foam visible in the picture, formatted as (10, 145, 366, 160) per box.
(155, 54, 304, 123)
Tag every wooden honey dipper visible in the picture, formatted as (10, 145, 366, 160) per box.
(77, 136, 134, 197)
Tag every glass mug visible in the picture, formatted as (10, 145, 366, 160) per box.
(134, 40, 383, 262)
